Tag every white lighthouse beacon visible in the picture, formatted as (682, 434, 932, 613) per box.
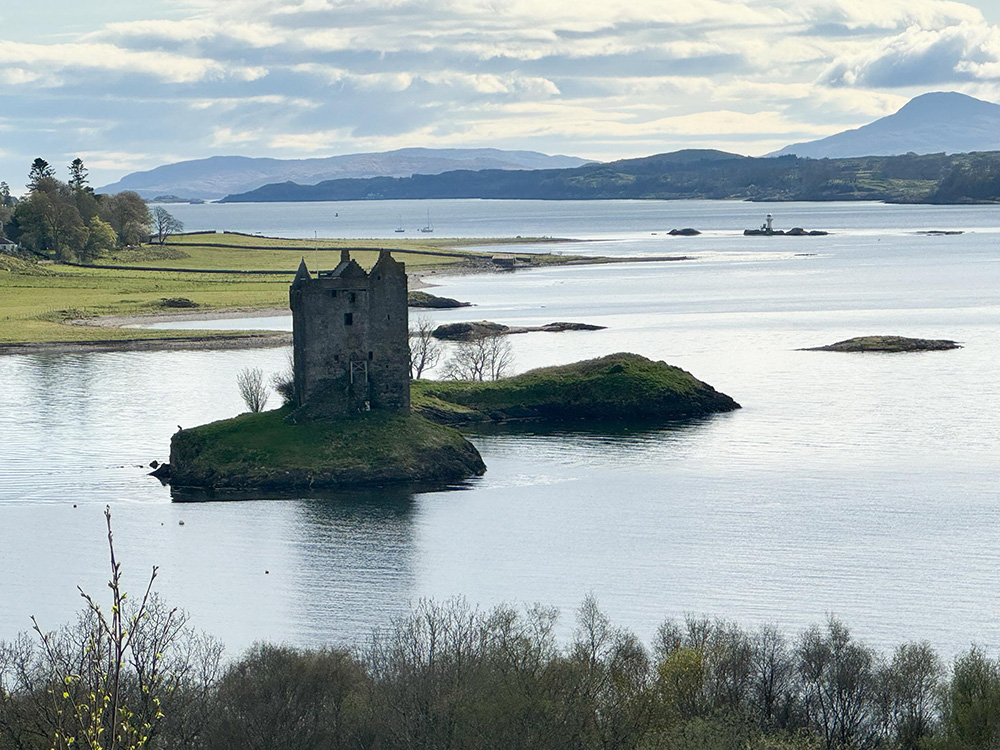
(765, 213, 774, 232)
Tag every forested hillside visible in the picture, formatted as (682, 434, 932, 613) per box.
(221, 149, 1000, 204)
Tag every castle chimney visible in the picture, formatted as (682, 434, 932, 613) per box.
(341, 249, 350, 263)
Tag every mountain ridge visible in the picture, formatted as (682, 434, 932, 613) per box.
(98, 148, 592, 199)
(770, 92, 1000, 158)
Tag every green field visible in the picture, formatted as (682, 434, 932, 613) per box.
(0, 233, 569, 345)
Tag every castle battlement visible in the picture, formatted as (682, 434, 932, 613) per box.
(289, 249, 410, 415)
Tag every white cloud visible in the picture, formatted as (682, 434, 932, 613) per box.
(211, 127, 261, 146)
(423, 72, 560, 96)
(823, 21, 1000, 86)
(74, 151, 165, 171)
(268, 128, 355, 152)
(0, 40, 263, 83)
(98, 18, 291, 48)
(0, 67, 44, 85)
(188, 95, 319, 111)
(791, 0, 983, 30)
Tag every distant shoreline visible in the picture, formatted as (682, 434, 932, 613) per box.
(0, 333, 291, 356)
(0, 255, 690, 355)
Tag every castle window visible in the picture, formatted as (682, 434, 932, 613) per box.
(344, 312, 353, 326)
(349, 292, 356, 303)
(330, 290, 337, 298)
(334, 354, 339, 362)
(368, 351, 373, 360)
(386, 314, 390, 321)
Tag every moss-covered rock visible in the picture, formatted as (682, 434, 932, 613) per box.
(168, 408, 485, 492)
(802, 335, 961, 352)
(412, 352, 739, 423)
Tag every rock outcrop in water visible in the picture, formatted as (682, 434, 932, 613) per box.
(744, 227, 829, 236)
(432, 321, 606, 341)
(802, 335, 961, 352)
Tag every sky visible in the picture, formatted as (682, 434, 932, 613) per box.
(4, 0, 1000, 189)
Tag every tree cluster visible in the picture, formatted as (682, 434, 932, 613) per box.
(444, 331, 513, 381)
(5, 591, 1000, 750)
(4, 158, 164, 261)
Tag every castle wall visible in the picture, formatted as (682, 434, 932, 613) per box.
(290, 251, 409, 415)
(367, 253, 411, 411)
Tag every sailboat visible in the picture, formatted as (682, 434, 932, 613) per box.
(419, 210, 433, 233)
(394, 215, 405, 233)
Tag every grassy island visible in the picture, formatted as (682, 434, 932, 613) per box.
(412, 353, 740, 423)
(168, 408, 486, 493)
(167, 354, 737, 496)
(803, 335, 961, 352)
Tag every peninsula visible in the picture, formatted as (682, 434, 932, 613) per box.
(412, 353, 740, 424)
(0, 232, 686, 350)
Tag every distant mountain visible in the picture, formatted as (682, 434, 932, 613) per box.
(218, 147, 1000, 204)
(97, 148, 592, 200)
(771, 92, 1000, 158)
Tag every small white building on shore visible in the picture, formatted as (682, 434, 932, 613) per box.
(0, 237, 18, 254)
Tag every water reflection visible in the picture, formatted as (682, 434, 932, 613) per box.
(463, 416, 726, 470)
(287, 488, 418, 645)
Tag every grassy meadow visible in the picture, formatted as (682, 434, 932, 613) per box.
(0, 232, 568, 345)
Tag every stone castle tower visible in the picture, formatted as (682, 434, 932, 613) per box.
(289, 249, 410, 414)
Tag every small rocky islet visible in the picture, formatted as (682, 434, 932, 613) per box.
(802, 335, 961, 352)
(431, 320, 606, 341)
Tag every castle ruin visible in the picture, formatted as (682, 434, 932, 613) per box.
(289, 249, 410, 414)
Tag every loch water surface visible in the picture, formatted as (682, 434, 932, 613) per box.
(2, 199, 999, 656)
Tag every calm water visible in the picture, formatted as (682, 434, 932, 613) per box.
(2, 199, 1000, 657)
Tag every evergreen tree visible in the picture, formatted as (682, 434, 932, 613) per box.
(27, 157, 56, 191)
(68, 158, 89, 192)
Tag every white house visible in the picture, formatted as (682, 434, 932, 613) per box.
(0, 237, 17, 254)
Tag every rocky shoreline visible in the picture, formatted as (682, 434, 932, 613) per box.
(0, 332, 291, 356)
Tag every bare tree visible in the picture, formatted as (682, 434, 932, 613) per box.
(445, 332, 513, 381)
(152, 207, 184, 245)
(798, 616, 881, 750)
(237, 367, 269, 412)
(409, 316, 441, 379)
(0, 507, 223, 750)
(270, 353, 295, 406)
